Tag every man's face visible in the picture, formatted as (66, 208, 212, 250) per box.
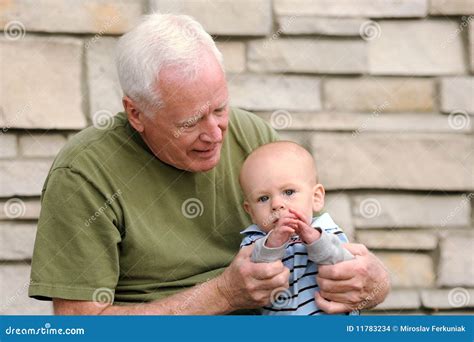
(140, 54, 229, 172)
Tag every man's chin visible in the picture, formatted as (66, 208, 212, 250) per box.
(192, 157, 220, 172)
(186, 152, 221, 172)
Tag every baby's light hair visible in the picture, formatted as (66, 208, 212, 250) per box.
(239, 141, 319, 197)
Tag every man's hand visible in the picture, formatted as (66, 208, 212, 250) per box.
(315, 243, 390, 313)
(216, 244, 290, 309)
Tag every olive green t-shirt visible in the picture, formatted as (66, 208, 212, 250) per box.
(29, 107, 278, 309)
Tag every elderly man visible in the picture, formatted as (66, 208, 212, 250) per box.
(29, 14, 389, 315)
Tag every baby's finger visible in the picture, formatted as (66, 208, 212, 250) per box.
(277, 217, 298, 228)
(288, 208, 306, 222)
(296, 219, 312, 231)
(273, 225, 295, 234)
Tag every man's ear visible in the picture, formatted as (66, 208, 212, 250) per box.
(123, 96, 145, 133)
(312, 183, 325, 213)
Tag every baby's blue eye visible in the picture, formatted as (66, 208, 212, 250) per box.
(284, 189, 295, 196)
(258, 196, 269, 203)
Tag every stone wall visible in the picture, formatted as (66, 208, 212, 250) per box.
(1, 0, 473, 315)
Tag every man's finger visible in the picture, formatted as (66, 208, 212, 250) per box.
(238, 244, 255, 258)
(317, 276, 359, 293)
(251, 260, 286, 280)
(319, 290, 361, 305)
(257, 267, 290, 291)
(318, 259, 357, 281)
(315, 292, 353, 314)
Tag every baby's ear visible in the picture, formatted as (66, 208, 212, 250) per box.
(312, 184, 325, 212)
(243, 201, 252, 216)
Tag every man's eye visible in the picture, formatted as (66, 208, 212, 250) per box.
(180, 120, 198, 129)
(284, 189, 295, 196)
(258, 196, 269, 202)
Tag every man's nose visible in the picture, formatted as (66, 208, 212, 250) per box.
(200, 116, 222, 143)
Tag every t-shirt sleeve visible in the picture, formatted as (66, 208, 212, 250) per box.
(28, 167, 122, 302)
(230, 108, 280, 152)
(248, 111, 279, 145)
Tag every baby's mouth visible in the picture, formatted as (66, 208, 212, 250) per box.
(271, 211, 297, 224)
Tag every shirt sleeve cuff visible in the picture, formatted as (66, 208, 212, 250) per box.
(306, 228, 354, 264)
(251, 232, 287, 263)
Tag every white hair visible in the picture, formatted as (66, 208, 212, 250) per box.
(116, 13, 224, 115)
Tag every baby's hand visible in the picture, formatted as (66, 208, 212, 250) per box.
(289, 208, 321, 244)
(265, 216, 298, 248)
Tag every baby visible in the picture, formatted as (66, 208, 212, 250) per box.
(239, 141, 357, 315)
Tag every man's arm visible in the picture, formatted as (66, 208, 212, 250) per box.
(315, 243, 390, 313)
(54, 277, 230, 315)
(54, 245, 291, 315)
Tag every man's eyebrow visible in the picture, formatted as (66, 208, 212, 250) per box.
(176, 113, 203, 126)
(176, 99, 229, 125)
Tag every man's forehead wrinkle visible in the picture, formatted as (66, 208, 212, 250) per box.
(176, 93, 229, 125)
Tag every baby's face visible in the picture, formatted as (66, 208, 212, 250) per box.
(241, 150, 324, 232)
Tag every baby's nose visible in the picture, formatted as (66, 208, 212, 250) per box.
(271, 200, 286, 211)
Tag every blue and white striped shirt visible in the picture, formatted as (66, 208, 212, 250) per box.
(240, 213, 359, 316)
